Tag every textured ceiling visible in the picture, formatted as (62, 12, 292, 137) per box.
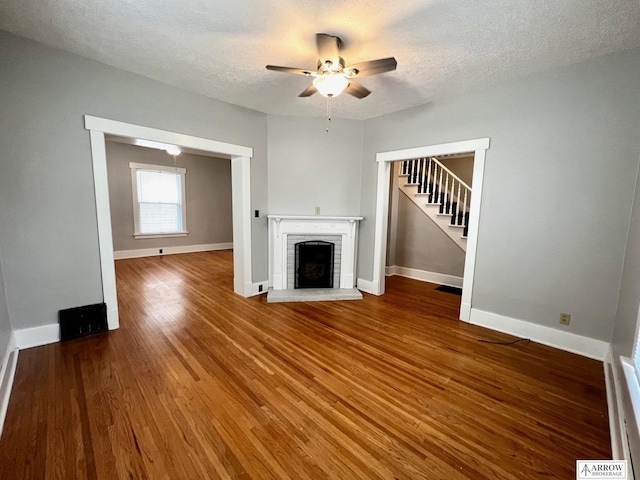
(2, 0, 640, 120)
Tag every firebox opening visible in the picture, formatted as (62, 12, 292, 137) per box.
(295, 241, 335, 289)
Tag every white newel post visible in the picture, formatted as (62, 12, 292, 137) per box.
(268, 215, 364, 291)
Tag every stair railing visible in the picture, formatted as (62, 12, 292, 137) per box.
(401, 157, 472, 233)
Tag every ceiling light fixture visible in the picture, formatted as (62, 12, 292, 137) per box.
(166, 146, 181, 165)
(312, 74, 349, 97)
(312, 75, 350, 134)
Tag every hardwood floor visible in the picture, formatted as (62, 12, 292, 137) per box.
(0, 251, 610, 479)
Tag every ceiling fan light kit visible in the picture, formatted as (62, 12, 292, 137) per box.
(313, 74, 350, 97)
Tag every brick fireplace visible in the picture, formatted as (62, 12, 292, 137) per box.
(267, 215, 363, 294)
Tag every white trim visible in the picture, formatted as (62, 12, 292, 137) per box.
(372, 138, 490, 322)
(266, 215, 364, 222)
(231, 156, 253, 297)
(88, 129, 120, 330)
(372, 161, 391, 296)
(460, 145, 488, 318)
(129, 162, 186, 174)
(385, 265, 463, 288)
(134, 233, 188, 240)
(469, 308, 609, 360)
(0, 333, 16, 388)
(85, 116, 252, 158)
(85, 115, 254, 330)
(376, 139, 490, 163)
(356, 277, 375, 294)
(14, 324, 60, 350)
(114, 242, 233, 260)
(604, 348, 630, 461)
(0, 332, 18, 438)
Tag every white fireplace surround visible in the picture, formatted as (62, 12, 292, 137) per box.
(268, 215, 363, 290)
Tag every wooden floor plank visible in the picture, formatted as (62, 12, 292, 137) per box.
(0, 250, 610, 479)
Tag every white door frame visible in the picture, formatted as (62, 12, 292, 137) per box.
(84, 115, 253, 330)
(372, 138, 490, 321)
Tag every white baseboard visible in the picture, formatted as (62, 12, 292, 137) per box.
(385, 265, 463, 288)
(114, 242, 233, 260)
(356, 278, 376, 295)
(0, 332, 18, 438)
(14, 324, 60, 350)
(469, 308, 609, 361)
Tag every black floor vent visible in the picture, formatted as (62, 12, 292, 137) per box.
(435, 285, 463, 296)
(59, 302, 108, 341)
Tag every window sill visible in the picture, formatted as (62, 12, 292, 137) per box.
(134, 232, 188, 240)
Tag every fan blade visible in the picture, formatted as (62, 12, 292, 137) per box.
(344, 80, 371, 99)
(316, 33, 341, 64)
(298, 85, 318, 97)
(266, 65, 313, 76)
(347, 57, 397, 77)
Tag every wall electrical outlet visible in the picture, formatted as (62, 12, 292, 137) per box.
(315, 207, 321, 215)
(559, 313, 571, 325)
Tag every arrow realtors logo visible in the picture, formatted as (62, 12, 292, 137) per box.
(577, 461, 627, 479)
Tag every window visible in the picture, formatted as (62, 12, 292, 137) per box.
(634, 309, 640, 384)
(130, 162, 187, 238)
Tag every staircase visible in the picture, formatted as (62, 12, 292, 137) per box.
(398, 157, 471, 251)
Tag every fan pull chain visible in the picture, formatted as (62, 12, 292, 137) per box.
(325, 95, 332, 134)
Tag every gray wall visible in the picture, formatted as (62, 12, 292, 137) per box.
(106, 142, 232, 251)
(0, 246, 12, 360)
(393, 191, 465, 276)
(359, 48, 640, 341)
(440, 155, 474, 187)
(0, 30, 268, 330)
(267, 115, 363, 216)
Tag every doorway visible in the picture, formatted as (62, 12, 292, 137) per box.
(371, 138, 490, 321)
(85, 115, 253, 330)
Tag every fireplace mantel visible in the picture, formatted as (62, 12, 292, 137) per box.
(267, 215, 363, 291)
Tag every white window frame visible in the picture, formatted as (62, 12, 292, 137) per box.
(129, 162, 188, 239)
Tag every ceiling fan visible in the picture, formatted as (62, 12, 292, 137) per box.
(266, 33, 397, 99)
